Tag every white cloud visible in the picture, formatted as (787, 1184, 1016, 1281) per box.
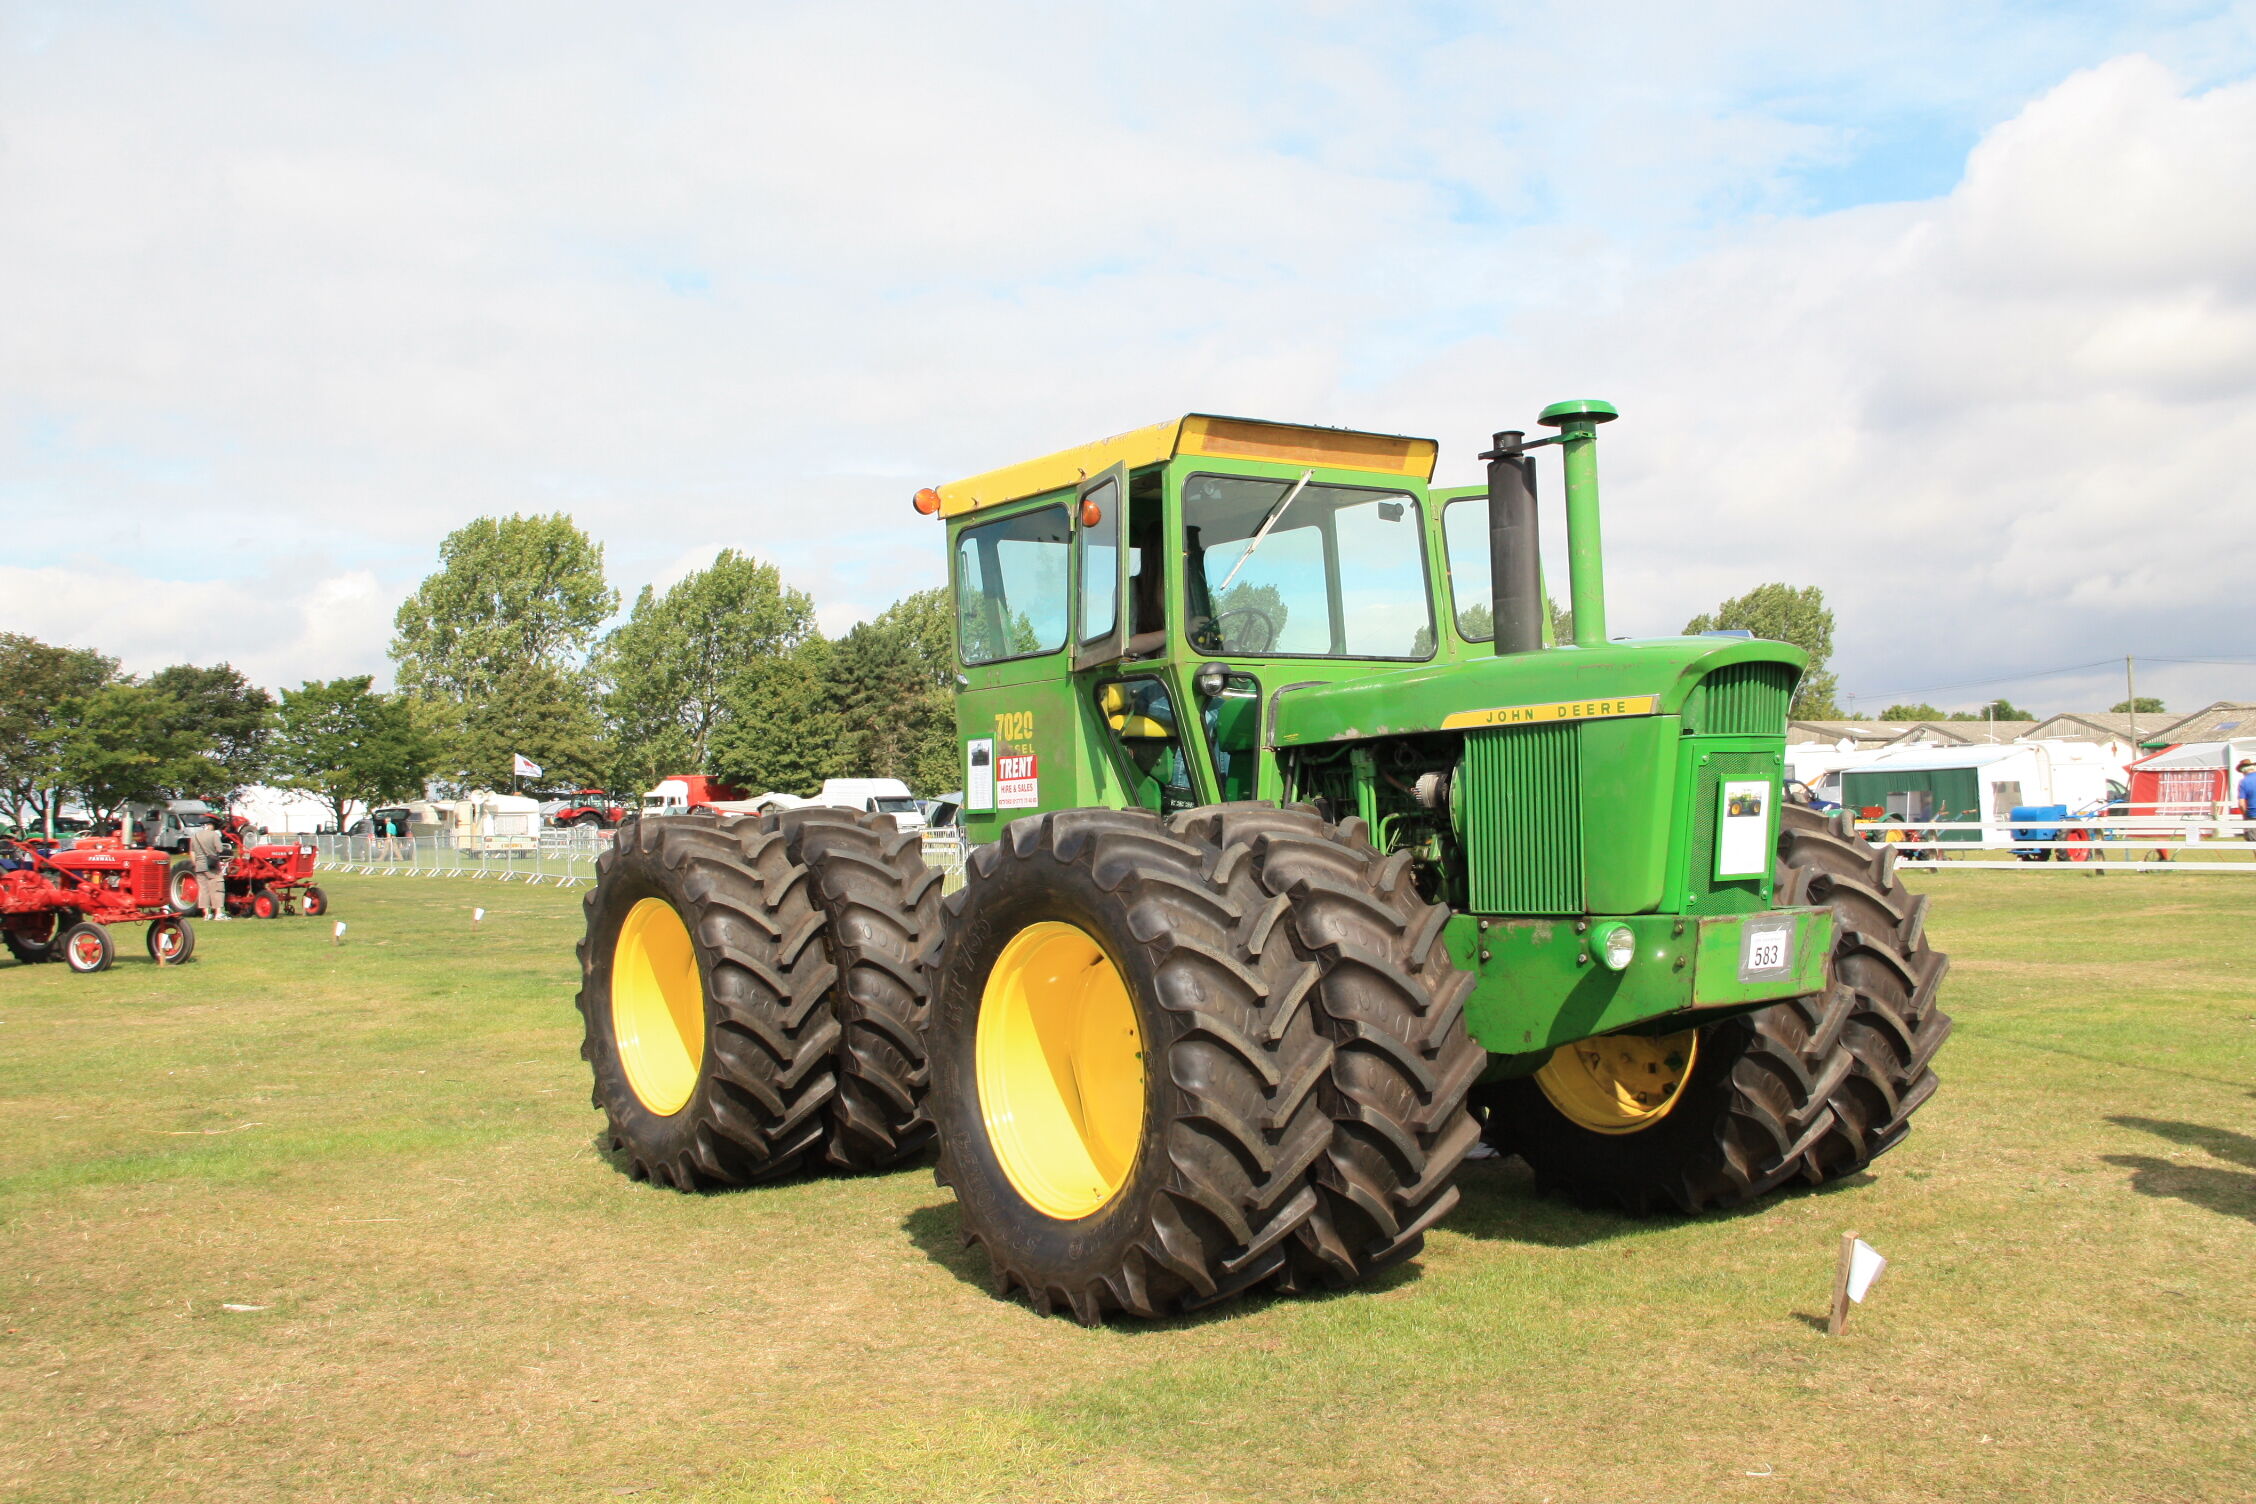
(0, 6, 2252, 717)
(0, 564, 394, 686)
(1384, 54, 2256, 714)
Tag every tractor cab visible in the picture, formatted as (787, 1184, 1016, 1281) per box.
(924, 415, 1453, 842)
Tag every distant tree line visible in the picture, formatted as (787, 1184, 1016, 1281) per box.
(0, 633, 427, 835)
(1, 515, 955, 835)
(387, 513, 955, 802)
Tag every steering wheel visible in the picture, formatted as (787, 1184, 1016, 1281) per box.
(1212, 607, 1280, 654)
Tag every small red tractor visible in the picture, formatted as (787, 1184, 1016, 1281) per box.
(2, 837, 196, 972)
(171, 838, 329, 919)
(545, 789, 626, 828)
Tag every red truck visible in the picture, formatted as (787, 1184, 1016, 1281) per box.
(637, 775, 749, 817)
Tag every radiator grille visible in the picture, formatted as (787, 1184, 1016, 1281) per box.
(1686, 751, 1775, 915)
(1683, 662, 1796, 736)
(1463, 723, 1583, 915)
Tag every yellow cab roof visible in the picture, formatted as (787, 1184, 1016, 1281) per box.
(934, 415, 1438, 518)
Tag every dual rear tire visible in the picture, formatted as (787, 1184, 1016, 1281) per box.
(576, 810, 940, 1189)
(928, 805, 1483, 1322)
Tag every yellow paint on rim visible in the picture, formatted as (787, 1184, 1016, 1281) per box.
(1534, 1028, 1700, 1135)
(611, 897, 707, 1116)
(975, 921, 1146, 1219)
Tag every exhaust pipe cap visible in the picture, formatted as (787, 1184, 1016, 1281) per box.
(1538, 399, 1618, 427)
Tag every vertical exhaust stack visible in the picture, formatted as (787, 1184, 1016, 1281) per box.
(1482, 431, 1544, 655)
(1539, 399, 1618, 647)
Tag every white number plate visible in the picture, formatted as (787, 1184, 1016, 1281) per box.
(1739, 917, 1796, 982)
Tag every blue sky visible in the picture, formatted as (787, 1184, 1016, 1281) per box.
(2, 1, 2253, 716)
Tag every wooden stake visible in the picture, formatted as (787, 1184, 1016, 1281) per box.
(1828, 1230, 1856, 1336)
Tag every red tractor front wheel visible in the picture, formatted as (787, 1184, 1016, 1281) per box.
(300, 885, 328, 917)
(146, 917, 196, 965)
(63, 922, 115, 974)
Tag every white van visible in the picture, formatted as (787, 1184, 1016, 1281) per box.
(814, 778, 927, 831)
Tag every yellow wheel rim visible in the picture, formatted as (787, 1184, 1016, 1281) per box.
(611, 897, 707, 1116)
(975, 921, 1146, 1220)
(1535, 1028, 1700, 1135)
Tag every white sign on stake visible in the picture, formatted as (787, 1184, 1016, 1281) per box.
(332, 921, 347, 945)
(473, 908, 486, 924)
(1846, 1238, 1887, 1303)
(1828, 1230, 1888, 1335)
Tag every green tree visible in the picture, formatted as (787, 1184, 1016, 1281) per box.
(1449, 594, 1568, 645)
(710, 638, 845, 796)
(0, 634, 117, 834)
(270, 677, 437, 829)
(1683, 584, 1840, 717)
(144, 662, 276, 793)
(597, 549, 817, 779)
(391, 514, 617, 783)
(2112, 697, 2166, 715)
(1950, 698, 2031, 722)
(1881, 703, 1946, 721)
(827, 588, 957, 794)
(61, 684, 205, 820)
(1214, 581, 1289, 654)
(391, 514, 618, 697)
(441, 661, 612, 793)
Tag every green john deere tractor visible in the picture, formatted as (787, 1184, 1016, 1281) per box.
(575, 401, 1951, 1324)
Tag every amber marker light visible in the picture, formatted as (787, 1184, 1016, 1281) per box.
(912, 487, 942, 515)
(1079, 499, 1103, 526)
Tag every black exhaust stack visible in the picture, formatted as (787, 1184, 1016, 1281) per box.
(1482, 430, 1543, 654)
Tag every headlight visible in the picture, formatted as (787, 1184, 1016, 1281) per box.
(1597, 923, 1637, 971)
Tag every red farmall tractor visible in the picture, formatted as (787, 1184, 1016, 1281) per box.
(171, 836, 329, 919)
(2, 837, 197, 973)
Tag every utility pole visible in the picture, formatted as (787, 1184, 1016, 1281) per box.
(2126, 655, 2139, 749)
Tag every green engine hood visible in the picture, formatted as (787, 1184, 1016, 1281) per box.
(1268, 636, 1807, 747)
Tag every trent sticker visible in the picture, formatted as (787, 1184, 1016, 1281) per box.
(996, 753, 1040, 809)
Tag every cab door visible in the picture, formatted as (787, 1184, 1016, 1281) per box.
(1071, 464, 1130, 671)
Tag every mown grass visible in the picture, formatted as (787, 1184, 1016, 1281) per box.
(1, 870, 2250, 1503)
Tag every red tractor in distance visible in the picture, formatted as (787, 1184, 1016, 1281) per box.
(544, 789, 627, 829)
(172, 837, 329, 920)
(3, 837, 196, 972)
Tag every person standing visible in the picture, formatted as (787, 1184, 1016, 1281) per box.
(2238, 758, 2256, 843)
(186, 819, 231, 921)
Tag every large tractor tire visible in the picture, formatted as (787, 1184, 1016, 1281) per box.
(168, 862, 199, 914)
(773, 808, 941, 1171)
(577, 814, 845, 1188)
(1484, 803, 1952, 1214)
(3, 912, 61, 964)
(928, 804, 1481, 1323)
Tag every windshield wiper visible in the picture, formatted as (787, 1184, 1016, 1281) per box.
(1216, 470, 1313, 593)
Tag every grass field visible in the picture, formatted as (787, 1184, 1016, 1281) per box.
(2, 870, 2251, 1503)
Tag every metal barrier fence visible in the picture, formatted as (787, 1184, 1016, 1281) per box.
(309, 824, 973, 891)
(1854, 817, 2256, 872)
(305, 817, 2244, 888)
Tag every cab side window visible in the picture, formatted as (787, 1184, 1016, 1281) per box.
(956, 505, 1070, 665)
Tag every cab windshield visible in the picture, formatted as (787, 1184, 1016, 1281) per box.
(1181, 474, 1433, 659)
